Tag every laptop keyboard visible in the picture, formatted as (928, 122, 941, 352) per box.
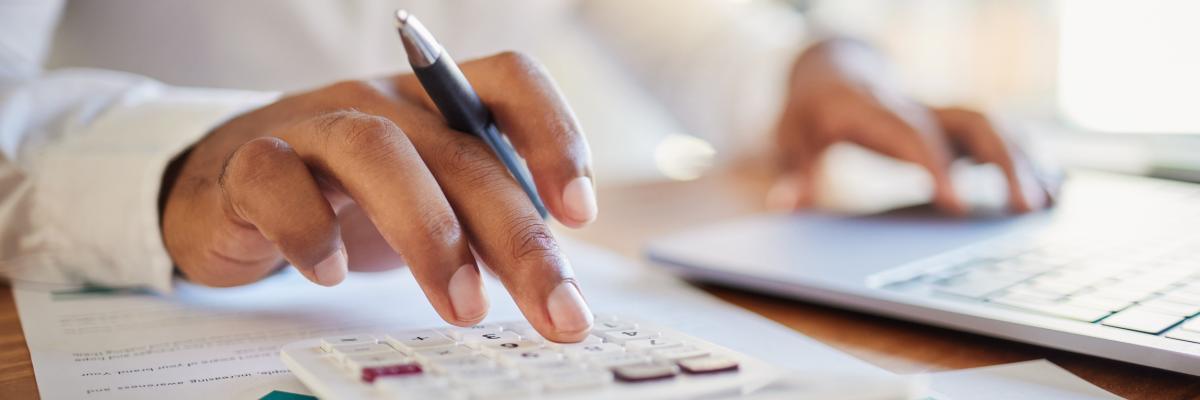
(874, 228, 1200, 344)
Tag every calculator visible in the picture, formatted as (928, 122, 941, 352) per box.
(280, 314, 787, 399)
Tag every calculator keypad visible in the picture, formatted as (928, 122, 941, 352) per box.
(313, 316, 742, 398)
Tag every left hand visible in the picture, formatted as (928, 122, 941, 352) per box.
(771, 39, 1057, 214)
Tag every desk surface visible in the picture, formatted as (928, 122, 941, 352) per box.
(1, 167, 1198, 399)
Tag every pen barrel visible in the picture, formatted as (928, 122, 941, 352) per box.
(412, 54, 491, 135)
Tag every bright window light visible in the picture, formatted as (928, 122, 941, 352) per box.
(1058, 0, 1200, 133)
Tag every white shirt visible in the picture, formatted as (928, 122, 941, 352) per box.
(0, 0, 805, 293)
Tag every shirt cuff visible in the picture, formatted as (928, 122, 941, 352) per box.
(30, 79, 278, 294)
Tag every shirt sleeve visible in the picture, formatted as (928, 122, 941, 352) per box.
(577, 0, 809, 161)
(0, 1, 278, 293)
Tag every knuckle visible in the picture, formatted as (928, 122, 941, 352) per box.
(221, 137, 293, 190)
(318, 111, 414, 160)
(438, 137, 500, 186)
(502, 211, 560, 265)
(416, 205, 463, 249)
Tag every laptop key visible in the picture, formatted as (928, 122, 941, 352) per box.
(989, 297, 1110, 322)
(1137, 298, 1200, 317)
(933, 271, 1036, 299)
(1181, 318, 1200, 333)
(1100, 307, 1185, 334)
(1165, 327, 1200, 344)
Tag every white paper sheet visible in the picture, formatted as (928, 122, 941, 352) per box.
(15, 239, 896, 399)
(913, 360, 1122, 400)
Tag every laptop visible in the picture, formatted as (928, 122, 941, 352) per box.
(645, 170, 1200, 376)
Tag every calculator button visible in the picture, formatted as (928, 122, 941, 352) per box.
(516, 359, 587, 375)
(677, 356, 740, 375)
(480, 339, 543, 354)
(331, 343, 397, 362)
(624, 338, 682, 352)
(650, 345, 710, 361)
(360, 363, 422, 383)
(600, 329, 659, 344)
(588, 353, 652, 369)
(612, 363, 677, 383)
(428, 355, 497, 372)
(343, 351, 412, 371)
(507, 328, 546, 343)
(463, 378, 540, 399)
(447, 366, 520, 383)
(563, 343, 624, 359)
(387, 330, 455, 352)
(319, 335, 377, 352)
(592, 320, 638, 332)
(415, 345, 476, 361)
(443, 324, 505, 340)
(496, 349, 564, 365)
(462, 331, 523, 349)
(540, 369, 613, 392)
(376, 378, 464, 400)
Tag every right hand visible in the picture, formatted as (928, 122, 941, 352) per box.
(160, 52, 598, 342)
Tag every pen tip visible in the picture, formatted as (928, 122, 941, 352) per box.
(395, 9, 410, 27)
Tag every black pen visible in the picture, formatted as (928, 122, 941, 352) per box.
(394, 10, 548, 219)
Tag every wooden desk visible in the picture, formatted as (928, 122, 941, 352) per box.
(1, 167, 1198, 399)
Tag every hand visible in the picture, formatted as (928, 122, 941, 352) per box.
(160, 52, 597, 341)
(771, 39, 1056, 214)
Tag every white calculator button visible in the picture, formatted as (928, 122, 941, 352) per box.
(612, 363, 678, 383)
(319, 334, 377, 352)
(599, 329, 659, 344)
(650, 345, 709, 361)
(443, 324, 505, 340)
(588, 353, 652, 369)
(515, 359, 584, 375)
(592, 320, 637, 332)
(428, 355, 497, 372)
(677, 356, 740, 375)
(462, 331, 522, 348)
(497, 321, 533, 332)
(544, 334, 603, 348)
(447, 366, 520, 383)
(464, 378, 540, 399)
(343, 351, 412, 371)
(386, 330, 455, 352)
(508, 328, 546, 343)
(563, 343, 624, 359)
(624, 337, 682, 352)
(415, 345, 476, 361)
(330, 343, 397, 362)
(497, 349, 563, 365)
(540, 369, 613, 392)
(376, 377, 464, 400)
(481, 339, 542, 354)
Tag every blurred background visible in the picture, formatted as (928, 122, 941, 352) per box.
(564, 0, 1200, 190)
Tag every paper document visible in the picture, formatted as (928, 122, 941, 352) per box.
(15, 239, 896, 399)
(913, 360, 1121, 400)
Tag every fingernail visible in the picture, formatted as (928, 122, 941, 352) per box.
(561, 176, 598, 225)
(314, 248, 348, 286)
(547, 281, 593, 334)
(448, 264, 488, 321)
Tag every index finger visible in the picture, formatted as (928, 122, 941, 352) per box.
(396, 52, 598, 228)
